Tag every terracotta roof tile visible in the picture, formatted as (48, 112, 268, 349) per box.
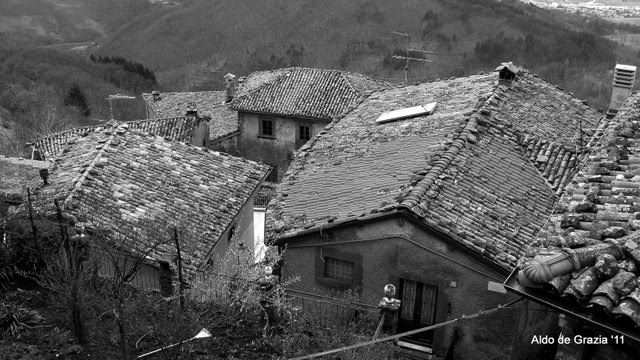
(266, 65, 603, 271)
(141, 91, 238, 140)
(517, 93, 640, 333)
(230, 67, 392, 120)
(31, 117, 209, 161)
(29, 123, 270, 272)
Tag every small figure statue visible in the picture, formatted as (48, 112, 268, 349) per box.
(377, 284, 401, 335)
(378, 284, 401, 312)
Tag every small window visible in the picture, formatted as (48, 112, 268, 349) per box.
(299, 125, 310, 141)
(296, 122, 313, 149)
(259, 116, 275, 137)
(324, 257, 355, 283)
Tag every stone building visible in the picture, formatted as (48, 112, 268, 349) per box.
(230, 67, 391, 182)
(266, 64, 603, 359)
(23, 122, 270, 294)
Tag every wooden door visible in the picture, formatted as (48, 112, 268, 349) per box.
(398, 278, 438, 346)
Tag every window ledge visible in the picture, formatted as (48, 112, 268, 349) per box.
(257, 134, 277, 140)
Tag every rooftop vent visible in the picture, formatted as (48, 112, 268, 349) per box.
(186, 102, 198, 116)
(224, 73, 236, 103)
(607, 64, 636, 119)
(152, 91, 161, 101)
(375, 102, 437, 124)
(39, 168, 49, 185)
(495, 62, 521, 88)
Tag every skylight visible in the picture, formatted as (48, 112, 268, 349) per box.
(375, 102, 437, 124)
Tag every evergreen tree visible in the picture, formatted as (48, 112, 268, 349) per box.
(64, 84, 91, 117)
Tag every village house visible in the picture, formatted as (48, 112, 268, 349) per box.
(28, 115, 210, 162)
(510, 92, 640, 360)
(141, 77, 239, 153)
(229, 67, 391, 182)
(22, 122, 270, 294)
(265, 64, 603, 359)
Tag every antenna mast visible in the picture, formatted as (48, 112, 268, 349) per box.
(391, 31, 432, 85)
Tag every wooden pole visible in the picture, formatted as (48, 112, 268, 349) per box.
(26, 189, 38, 251)
(174, 227, 184, 309)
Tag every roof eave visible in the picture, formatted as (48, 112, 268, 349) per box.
(271, 209, 403, 246)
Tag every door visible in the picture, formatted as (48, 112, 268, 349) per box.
(398, 279, 438, 348)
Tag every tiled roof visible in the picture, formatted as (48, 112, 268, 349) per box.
(141, 91, 238, 140)
(31, 117, 209, 161)
(230, 67, 392, 120)
(29, 123, 270, 272)
(0, 156, 49, 202)
(266, 66, 603, 270)
(516, 93, 640, 331)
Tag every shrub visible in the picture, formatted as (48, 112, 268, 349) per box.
(0, 303, 44, 338)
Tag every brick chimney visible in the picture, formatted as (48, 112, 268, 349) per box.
(224, 73, 236, 103)
(495, 62, 521, 88)
(606, 64, 636, 119)
(152, 91, 161, 101)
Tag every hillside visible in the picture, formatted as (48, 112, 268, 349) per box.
(97, 0, 638, 106)
(0, 0, 154, 48)
(3, 0, 640, 156)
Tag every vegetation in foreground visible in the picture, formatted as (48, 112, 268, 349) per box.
(0, 201, 393, 359)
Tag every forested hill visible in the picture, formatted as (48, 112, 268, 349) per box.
(2, 0, 640, 156)
(98, 0, 639, 104)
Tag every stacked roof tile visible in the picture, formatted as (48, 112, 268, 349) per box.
(266, 66, 603, 270)
(30, 123, 270, 271)
(141, 91, 238, 140)
(31, 117, 208, 161)
(515, 93, 640, 333)
(230, 67, 392, 120)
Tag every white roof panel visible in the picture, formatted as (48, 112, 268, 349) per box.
(375, 102, 437, 124)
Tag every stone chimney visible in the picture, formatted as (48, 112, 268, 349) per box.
(607, 64, 636, 119)
(224, 73, 236, 103)
(495, 62, 521, 88)
(186, 102, 197, 117)
(152, 91, 162, 102)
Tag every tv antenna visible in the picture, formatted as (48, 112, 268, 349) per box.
(106, 93, 136, 120)
(391, 32, 432, 85)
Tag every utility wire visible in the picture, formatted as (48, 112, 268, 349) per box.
(289, 297, 523, 360)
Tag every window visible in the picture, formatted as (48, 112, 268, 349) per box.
(259, 116, 275, 138)
(299, 125, 310, 141)
(295, 122, 313, 149)
(324, 257, 355, 283)
(315, 248, 362, 289)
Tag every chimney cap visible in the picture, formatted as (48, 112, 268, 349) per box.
(495, 62, 521, 75)
(39, 168, 49, 185)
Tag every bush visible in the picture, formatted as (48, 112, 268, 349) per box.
(0, 303, 44, 339)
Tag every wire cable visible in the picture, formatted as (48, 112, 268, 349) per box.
(289, 297, 523, 360)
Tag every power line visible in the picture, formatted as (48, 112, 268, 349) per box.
(289, 297, 524, 360)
